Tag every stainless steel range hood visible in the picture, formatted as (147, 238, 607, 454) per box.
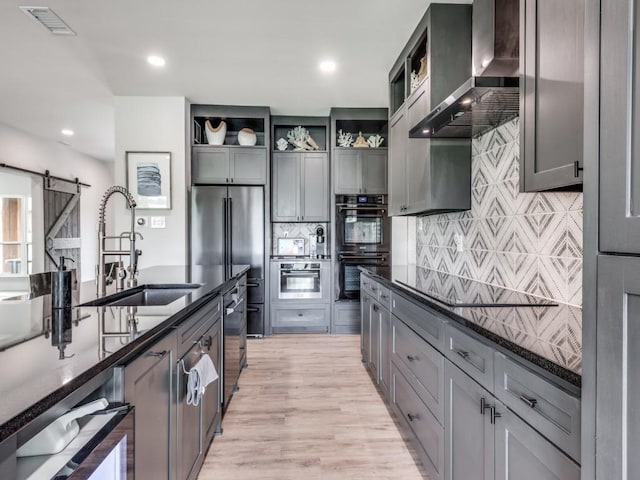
(409, 0, 519, 139)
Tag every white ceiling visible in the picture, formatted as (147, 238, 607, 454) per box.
(0, 0, 463, 161)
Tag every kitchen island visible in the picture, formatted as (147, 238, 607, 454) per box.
(0, 264, 249, 478)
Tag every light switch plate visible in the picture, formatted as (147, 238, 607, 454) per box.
(150, 216, 166, 229)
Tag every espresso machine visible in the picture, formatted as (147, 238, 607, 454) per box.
(314, 226, 326, 258)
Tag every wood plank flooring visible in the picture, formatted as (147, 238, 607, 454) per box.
(198, 334, 428, 480)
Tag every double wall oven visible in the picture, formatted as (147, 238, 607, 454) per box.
(335, 195, 390, 301)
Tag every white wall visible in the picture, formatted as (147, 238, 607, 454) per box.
(391, 216, 416, 266)
(114, 97, 189, 268)
(0, 122, 114, 283)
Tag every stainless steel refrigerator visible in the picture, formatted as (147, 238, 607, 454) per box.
(191, 186, 265, 336)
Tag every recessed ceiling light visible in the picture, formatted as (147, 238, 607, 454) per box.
(147, 55, 166, 67)
(61, 129, 74, 136)
(319, 60, 336, 73)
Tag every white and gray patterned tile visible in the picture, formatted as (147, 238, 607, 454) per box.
(538, 212, 567, 257)
(566, 211, 583, 257)
(565, 257, 583, 306)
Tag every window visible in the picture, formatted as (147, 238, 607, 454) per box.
(0, 196, 32, 275)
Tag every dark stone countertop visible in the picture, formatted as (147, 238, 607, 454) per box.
(360, 265, 581, 393)
(0, 264, 249, 443)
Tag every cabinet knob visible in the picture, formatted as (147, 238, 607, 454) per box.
(407, 413, 419, 422)
(406, 355, 416, 362)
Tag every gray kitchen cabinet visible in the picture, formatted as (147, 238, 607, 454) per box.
(361, 292, 372, 364)
(599, 0, 640, 254)
(301, 153, 329, 221)
(393, 364, 445, 480)
(495, 407, 580, 480)
(369, 299, 381, 383)
(202, 319, 221, 445)
(272, 152, 329, 222)
(379, 303, 391, 398)
(124, 331, 177, 480)
(334, 149, 388, 195)
(192, 146, 267, 185)
(444, 360, 494, 480)
(389, 108, 408, 216)
(520, 0, 584, 191)
(272, 152, 300, 222)
(388, 107, 471, 216)
(595, 255, 640, 478)
(405, 139, 471, 216)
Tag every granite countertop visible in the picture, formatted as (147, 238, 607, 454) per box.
(0, 264, 249, 443)
(360, 265, 582, 391)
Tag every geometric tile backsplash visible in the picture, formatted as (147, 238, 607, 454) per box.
(416, 118, 584, 373)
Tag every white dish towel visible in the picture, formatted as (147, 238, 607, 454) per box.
(186, 355, 219, 407)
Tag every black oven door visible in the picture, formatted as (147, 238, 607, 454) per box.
(336, 206, 389, 253)
(337, 255, 389, 301)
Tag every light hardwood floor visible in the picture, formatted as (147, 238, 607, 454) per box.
(198, 334, 428, 480)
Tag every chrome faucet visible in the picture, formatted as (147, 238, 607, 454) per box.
(97, 186, 142, 297)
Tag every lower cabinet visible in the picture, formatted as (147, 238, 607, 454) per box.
(393, 364, 445, 480)
(444, 360, 495, 480)
(495, 407, 580, 480)
(271, 303, 330, 334)
(359, 273, 581, 480)
(124, 331, 177, 480)
(124, 295, 223, 480)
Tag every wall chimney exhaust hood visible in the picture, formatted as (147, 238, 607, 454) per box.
(409, 0, 519, 139)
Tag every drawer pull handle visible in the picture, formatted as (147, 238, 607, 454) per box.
(520, 394, 538, 408)
(148, 350, 168, 358)
(380, 294, 389, 300)
(373, 304, 379, 312)
(456, 350, 470, 359)
(407, 413, 419, 422)
(490, 406, 502, 425)
(406, 355, 417, 362)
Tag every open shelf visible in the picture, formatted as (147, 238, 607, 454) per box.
(271, 116, 330, 152)
(193, 116, 266, 147)
(334, 119, 389, 148)
(390, 67, 407, 116)
(409, 29, 429, 95)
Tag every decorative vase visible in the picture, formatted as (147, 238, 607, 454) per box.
(205, 119, 226, 145)
(238, 128, 257, 146)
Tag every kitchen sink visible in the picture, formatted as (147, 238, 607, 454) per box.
(79, 284, 202, 307)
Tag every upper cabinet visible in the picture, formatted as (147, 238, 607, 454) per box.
(520, 0, 584, 191)
(330, 108, 389, 195)
(599, 1, 640, 254)
(191, 105, 270, 185)
(387, 4, 472, 216)
(271, 116, 330, 222)
(390, 4, 472, 126)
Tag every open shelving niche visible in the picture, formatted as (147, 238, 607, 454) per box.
(334, 118, 389, 150)
(271, 116, 330, 153)
(192, 116, 267, 147)
(408, 28, 429, 96)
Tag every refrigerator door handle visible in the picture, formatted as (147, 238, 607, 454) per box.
(223, 197, 229, 267)
(227, 197, 233, 266)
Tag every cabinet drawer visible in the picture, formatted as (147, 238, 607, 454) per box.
(177, 297, 221, 357)
(271, 304, 330, 334)
(494, 353, 581, 463)
(377, 283, 391, 311)
(361, 276, 377, 297)
(391, 293, 445, 352)
(393, 365, 444, 480)
(392, 317, 445, 424)
(444, 324, 494, 392)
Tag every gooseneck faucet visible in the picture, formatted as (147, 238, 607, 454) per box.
(97, 186, 142, 297)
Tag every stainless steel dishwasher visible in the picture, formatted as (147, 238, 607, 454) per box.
(222, 285, 243, 411)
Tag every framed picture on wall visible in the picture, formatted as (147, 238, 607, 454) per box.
(126, 151, 171, 209)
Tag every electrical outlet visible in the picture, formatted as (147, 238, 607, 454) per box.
(454, 233, 464, 252)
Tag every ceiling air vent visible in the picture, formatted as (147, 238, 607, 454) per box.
(19, 6, 76, 35)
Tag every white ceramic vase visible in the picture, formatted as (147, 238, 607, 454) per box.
(205, 119, 226, 145)
(238, 128, 257, 146)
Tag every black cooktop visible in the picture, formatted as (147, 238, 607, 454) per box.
(390, 266, 557, 307)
